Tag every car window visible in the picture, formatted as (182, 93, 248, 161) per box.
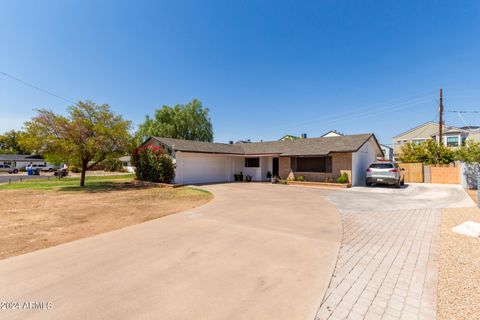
(0, 165, 3, 168)
(369, 163, 394, 169)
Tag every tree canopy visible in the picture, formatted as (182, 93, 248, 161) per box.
(455, 140, 480, 163)
(20, 101, 132, 186)
(136, 99, 213, 144)
(398, 139, 455, 165)
(0, 130, 28, 154)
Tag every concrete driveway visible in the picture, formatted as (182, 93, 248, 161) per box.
(0, 183, 342, 320)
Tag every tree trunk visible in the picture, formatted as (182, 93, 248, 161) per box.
(80, 161, 88, 187)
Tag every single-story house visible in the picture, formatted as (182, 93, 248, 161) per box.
(0, 154, 46, 169)
(142, 133, 383, 186)
(119, 155, 135, 173)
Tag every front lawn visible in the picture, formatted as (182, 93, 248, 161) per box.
(0, 181, 212, 260)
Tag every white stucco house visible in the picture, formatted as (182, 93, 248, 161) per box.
(142, 133, 383, 186)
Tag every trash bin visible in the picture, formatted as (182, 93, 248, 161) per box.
(27, 167, 32, 175)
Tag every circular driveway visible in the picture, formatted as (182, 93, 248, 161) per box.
(0, 183, 342, 320)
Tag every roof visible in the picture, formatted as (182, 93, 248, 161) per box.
(278, 134, 300, 141)
(148, 133, 380, 157)
(0, 154, 43, 161)
(393, 121, 476, 140)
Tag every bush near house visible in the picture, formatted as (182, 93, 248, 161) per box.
(337, 172, 349, 184)
(131, 145, 175, 183)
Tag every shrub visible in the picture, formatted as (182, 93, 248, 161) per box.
(103, 158, 123, 172)
(296, 175, 305, 181)
(131, 145, 175, 183)
(337, 172, 349, 184)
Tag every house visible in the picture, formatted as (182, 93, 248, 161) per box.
(392, 121, 480, 157)
(142, 133, 382, 186)
(0, 154, 46, 169)
(380, 144, 393, 161)
(278, 133, 307, 141)
(119, 155, 135, 173)
(321, 130, 343, 137)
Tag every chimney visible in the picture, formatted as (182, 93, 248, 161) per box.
(301, 133, 307, 139)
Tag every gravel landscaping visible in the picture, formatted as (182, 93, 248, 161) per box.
(438, 207, 480, 320)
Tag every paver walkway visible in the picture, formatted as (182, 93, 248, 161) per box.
(316, 208, 440, 320)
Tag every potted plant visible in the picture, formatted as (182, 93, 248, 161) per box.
(245, 175, 252, 182)
(271, 175, 279, 184)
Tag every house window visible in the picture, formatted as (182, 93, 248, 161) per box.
(295, 156, 332, 173)
(446, 136, 459, 147)
(245, 157, 260, 167)
(412, 139, 426, 145)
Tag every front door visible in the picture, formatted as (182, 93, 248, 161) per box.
(272, 157, 279, 177)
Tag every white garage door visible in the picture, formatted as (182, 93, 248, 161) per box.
(181, 154, 230, 184)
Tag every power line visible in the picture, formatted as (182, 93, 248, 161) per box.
(446, 110, 480, 114)
(0, 71, 75, 104)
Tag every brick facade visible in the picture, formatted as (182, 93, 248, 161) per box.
(279, 152, 353, 182)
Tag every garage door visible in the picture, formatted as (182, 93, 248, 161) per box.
(181, 154, 229, 184)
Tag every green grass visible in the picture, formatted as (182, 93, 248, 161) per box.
(0, 174, 135, 192)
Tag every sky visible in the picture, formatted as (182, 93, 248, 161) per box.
(1, 0, 479, 145)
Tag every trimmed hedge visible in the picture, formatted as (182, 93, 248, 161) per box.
(131, 145, 175, 183)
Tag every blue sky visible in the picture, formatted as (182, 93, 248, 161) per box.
(1, 0, 479, 145)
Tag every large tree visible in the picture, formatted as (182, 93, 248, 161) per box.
(20, 101, 132, 186)
(136, 99, 213, 143)
(0, 130, 28, 154)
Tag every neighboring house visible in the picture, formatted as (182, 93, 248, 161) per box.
(142, 133, 382, 186)
(119, 155, 135, 173)
(321, 130, 343, 137)
(392, 121, 480, 157)
(0, 154, 46, 169)
(380, 144, 393, 161)
(278, 134, 307, 141)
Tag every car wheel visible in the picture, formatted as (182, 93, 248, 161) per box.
(365, 180, 371, 186)
(395, 180, 401, 188)
(401, 179, 405, 186)
(48, 168, 54, 172)
(13, 169, 18, 174)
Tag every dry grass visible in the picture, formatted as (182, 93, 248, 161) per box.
(438, 207, 480, 320)
(0, 186, 212, 260)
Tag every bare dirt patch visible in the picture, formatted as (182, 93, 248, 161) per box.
(0, 187, 211, 260)
(438, 207, 480, 320)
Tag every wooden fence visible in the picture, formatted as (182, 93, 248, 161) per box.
(397, 163, 424, 183)
(429, 163, 460, 184)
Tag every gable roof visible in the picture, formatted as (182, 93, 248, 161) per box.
(148, 133, 381, 157)
(0, 154, 43, 161)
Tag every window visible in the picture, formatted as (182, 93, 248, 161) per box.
(446, 136, 459, 147)
(295, 156, 332, 173)
(412, 139, 426, 145)
(245, 157, 260, 167)
(369, 163, 394, 169)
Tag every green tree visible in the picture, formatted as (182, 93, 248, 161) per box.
(20, 101, 132, 187)
(455, 139, 480, 163)
(399, 139, 455, 165)
(0, 130, 28, 154)
(136, 99, 213, 144)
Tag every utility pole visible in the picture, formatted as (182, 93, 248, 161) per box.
(438, 88, 443, 146)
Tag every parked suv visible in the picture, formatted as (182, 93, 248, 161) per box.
(366, 162, 404, 188)
(0, 164, 19, 174)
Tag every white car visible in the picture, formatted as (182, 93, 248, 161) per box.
(0, 164, 19, 174)
(29, 164, 57, 172)
(366, 161, 405, 188)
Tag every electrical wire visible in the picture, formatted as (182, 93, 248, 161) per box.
(0, 71, 75, 104)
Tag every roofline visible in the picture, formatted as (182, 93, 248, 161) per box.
(392, 121, 438, 139)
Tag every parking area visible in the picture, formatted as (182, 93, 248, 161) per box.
(315, 183, 474, 320)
